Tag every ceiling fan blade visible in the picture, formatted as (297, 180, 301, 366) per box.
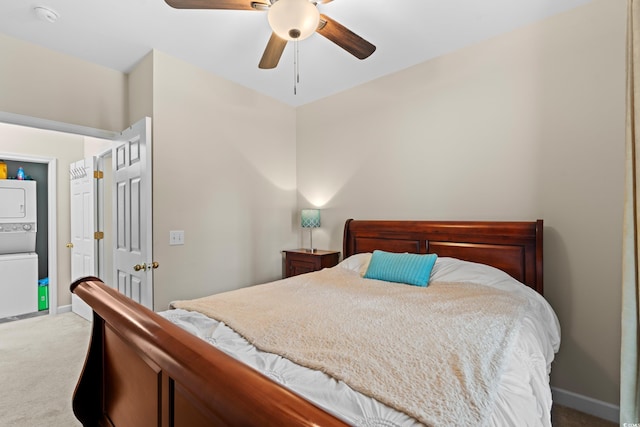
(165, 0, 266, 11)
(259, 33, 288, 69)
(316, 14, 376, 60)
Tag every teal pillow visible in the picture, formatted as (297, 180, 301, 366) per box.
(363, 250, 437, 287)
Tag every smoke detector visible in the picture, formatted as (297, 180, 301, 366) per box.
(34, 6, 59, 23)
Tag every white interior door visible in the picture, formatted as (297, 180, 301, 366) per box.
(69, 157, 97, 321)
(112, 117, 153, 309)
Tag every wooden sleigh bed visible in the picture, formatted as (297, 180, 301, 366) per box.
(70, 219, 545, 427)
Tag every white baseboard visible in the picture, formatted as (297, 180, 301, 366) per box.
(552, 387, 619, 423)
(55, 304, 72, 314)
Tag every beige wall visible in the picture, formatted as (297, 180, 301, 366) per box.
(150, 51, 298, 309)
(296, 0, 625, 406)
(128, 52, 154, 124)
(0, 33, 127, 131)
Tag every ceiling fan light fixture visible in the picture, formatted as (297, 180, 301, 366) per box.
(267, 0, 319, 41)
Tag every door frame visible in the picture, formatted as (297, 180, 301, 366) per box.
(0, 111, 120, 316)
(95, 148, 112, 283)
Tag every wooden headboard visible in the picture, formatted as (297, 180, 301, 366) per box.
(343, 219, 543, 294)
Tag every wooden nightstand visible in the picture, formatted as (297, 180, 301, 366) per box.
(282, 249, 341, 278)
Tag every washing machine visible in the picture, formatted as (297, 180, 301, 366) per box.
(0, 253, 38, 317)
(0, 180, 39, 318)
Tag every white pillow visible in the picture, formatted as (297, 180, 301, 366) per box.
(337, 252, 372, 276)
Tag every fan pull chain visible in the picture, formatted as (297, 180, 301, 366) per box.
(296, 39, 300, 84)
(293, 39, 299, 95)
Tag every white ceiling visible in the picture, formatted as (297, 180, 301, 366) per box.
(0, 0, 593, 107)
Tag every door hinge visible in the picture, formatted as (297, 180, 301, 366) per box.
(94, 170, 104, 179)
(94, 231, 104, 240)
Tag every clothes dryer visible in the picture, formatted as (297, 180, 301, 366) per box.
(0, 180, 37, 254)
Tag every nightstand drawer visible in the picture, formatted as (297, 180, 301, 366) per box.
(288, 258, 317, 276)
(282, 249, 340, 278)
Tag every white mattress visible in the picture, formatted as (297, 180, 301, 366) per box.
(161, 256, 560, 427)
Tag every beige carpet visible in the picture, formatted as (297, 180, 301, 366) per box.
(0, 312, 90, 427)
(552, 404, 618, 427)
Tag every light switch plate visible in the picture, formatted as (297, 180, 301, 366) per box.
(169, 230, 184, 246)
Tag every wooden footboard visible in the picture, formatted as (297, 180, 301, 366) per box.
(70, 276, 348, 427)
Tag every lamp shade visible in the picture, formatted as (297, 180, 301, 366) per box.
(301, 209, 320, 228)
(268, 0, 319, 41)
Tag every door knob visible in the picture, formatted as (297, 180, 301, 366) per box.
(151, 261, 159, 269)
(66, 243, 74, 248)
(133, 263, 146, 271)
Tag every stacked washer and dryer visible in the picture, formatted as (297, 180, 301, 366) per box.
(0, 179, 39, 318)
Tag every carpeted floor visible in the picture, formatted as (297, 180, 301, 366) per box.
(0, 312, 90, 426)
(0, 312, 618, 426)
(552, 404, 617, 427)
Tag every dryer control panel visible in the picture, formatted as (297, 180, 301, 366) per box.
(0, 223, 36, 232)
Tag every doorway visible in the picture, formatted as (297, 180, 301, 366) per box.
(70, 117, 154, 315)
(0, 112, 153, 315)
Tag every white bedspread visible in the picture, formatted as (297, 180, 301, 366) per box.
(161, 256, 560, 427)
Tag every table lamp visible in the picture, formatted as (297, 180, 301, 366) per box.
(301, 209, 320, 252)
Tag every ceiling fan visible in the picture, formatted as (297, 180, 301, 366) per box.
(164, 0, 376, 69)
